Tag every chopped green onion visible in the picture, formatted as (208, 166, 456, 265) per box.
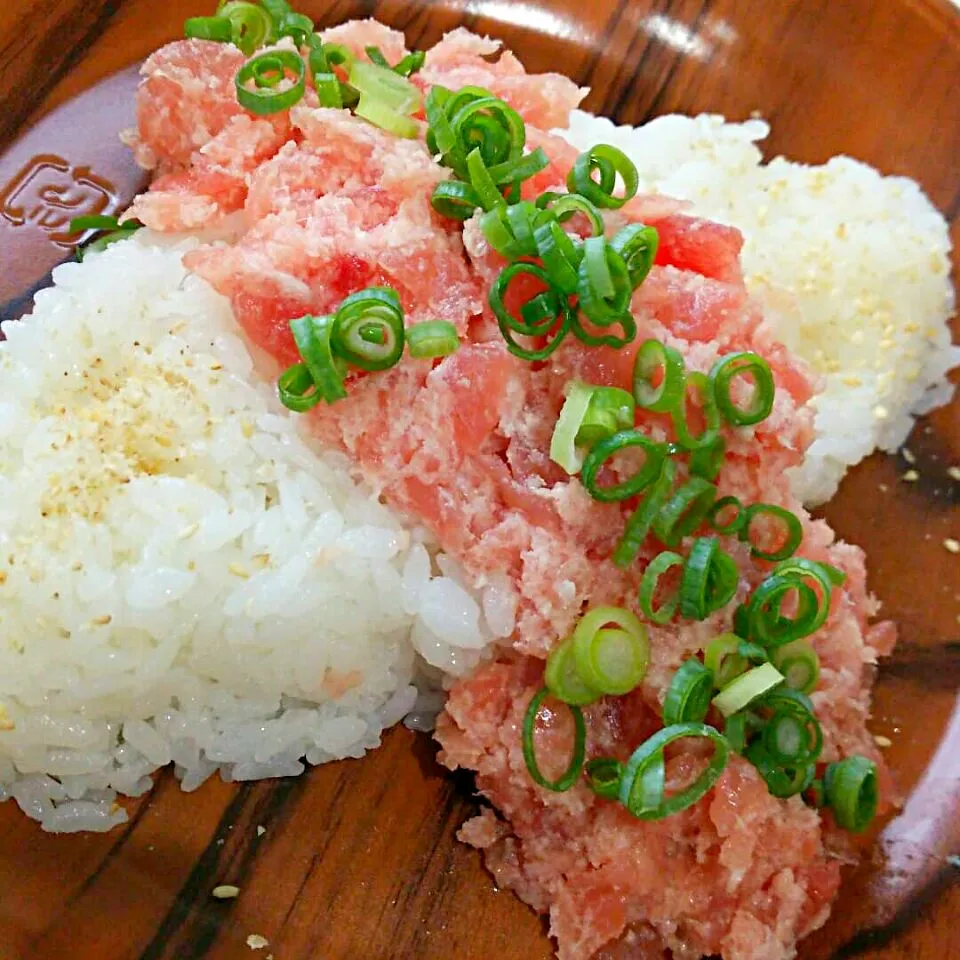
(431, 180, 482, 220)
(708, 495, 746, 535)
(618, 723, 729, 819)
(349, 61, 421, 113)
(277, 362, 321, 412)
(235, 50, 306, 116)
(652, 477, 717, 547)
(613, 458, 677, 569)
(746, 742, 816, 798)
(522, 687, 586, 792)
(365, 45, 390, 68)
(407, 320, 460, 359)
(355, 96, 419, 137)
(732, 602, 750, 639)
(577, 237, 632, 325)
(723, 711, 752, 754)
(568, 144, 639, 210)
(663, 659, 714, 725)
(756, 687, 822, 764)
(332, 288, 405, 371)
(680, 536, 738, 620)
(824, 755, 878, 833)
(710, 352, 775, 426)
(489, 262, 572, 361)
(392, 50, 426, 78)
(771, 638, 820, 694)
(466, 147, 506, 210)
(584, 758, 623, 800)
(672, 371, 721, 450)
(571, 606, 649, 696)
(70, 214, 123, 233)
(747, 570, 822, 647)
(689, 436, 726, 482)
(217, 1, 276, 56)
(550, 381, 597, 474)
(577, 387, 636, 445)
(610, 223, 659, 288)
(632, 339, 686, 412)
(638, 550, 684, 624)
(739, 503, 803, 562)
(288, 314, 347, 405)
(537, 192, 604, 235)
(70, 215, 142, 260)
(712, 662, 784, 717)
(823, 563, 848, 586)
(570, 309, 637, 350)
(486, 148, 550, 186)
(545, 637, 602, 706)
(185, 15, 234, 43)
(770, 557, 835, 633)
(580, 431, 667, 503)
(276, 10, 314, 46)
(535, 217, 582, 294)
(704, 634, 748, 689)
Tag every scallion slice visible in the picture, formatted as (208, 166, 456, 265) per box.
(571, 606, 649, 696)
(185, 15, 234, 43)
(638, 550, 684, 624)
(651, 477, 717, 547)
(712, 662, 784, 717)
(610, 223, 659, 289)
(577, 237, 632, 325)
(710, 352, 776, 426)
(568, 144, 639, 210)
(771, 638, 820, 694)
(535, 217, 582, 294)
(466, 147, 506, 210)
(689, 436, 726, 482)
(739, 503, 803, 562)
(522, 687, 586, 792)
(355, 96, 419, 137)
(288, 314, 347, 405)
(545, 637, 602, 706)
(550, 381, 597, 474)
(406, 320, 459, 359)
(537, 192, 604, 236)
(584, 757, 623, 800)
(680, 536, 737, 620)
(578, 387, 636, 444)
(613, 458, 677, 569)
(580, 430, 667, 503)
(757, 686, 823, 765)
(672, 371, 721, 450)
(277, 362, 321, 412)
(332, 287, 405, 371)
(235, 49, 306, 116)
(618, 723, 729, 819)
(708, 495, 746, 535)
(824, 755, 878, 833)
(746, 568, 825, 647)
(217, 0, 273, 53)
(662, 659, 714, 725)
(431, 180, 482, 220)
(703, 634, 748, 689)
(632, 339, 686, 412)
(490, 262, 571, 361)
(746, 742, 816, 799)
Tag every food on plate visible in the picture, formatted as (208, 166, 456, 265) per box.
(0, 5, 955, 958)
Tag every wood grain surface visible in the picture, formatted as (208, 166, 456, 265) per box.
(0, 2, 958, 959)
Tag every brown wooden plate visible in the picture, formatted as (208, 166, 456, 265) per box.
(0, 1, 958, 958)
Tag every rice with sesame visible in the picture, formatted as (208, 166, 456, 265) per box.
(561, 112, 959, 504)
(0, 232, 512, 832)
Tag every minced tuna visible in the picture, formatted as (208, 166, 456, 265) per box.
(127, 20, 896, 959)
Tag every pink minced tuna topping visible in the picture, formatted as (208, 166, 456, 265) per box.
(128, 20, 896, 959)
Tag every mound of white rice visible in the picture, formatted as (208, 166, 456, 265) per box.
(0, 234, 516, 832)
(562, 112, 958, 504)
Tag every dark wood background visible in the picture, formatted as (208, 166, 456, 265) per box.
(0, 1, 957, 958)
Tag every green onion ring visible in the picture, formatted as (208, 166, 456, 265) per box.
(407, 320, 460, 359)
(610, 223, 659, 288)
(824, 755, 878, 833)
(652, 477, 717, 547)
(332, 287, 405, 371)
(522, 687, 586, 792)
(235, 49, 306, 116)
(535, 217, 583, 295)
(613, 458, 677, 569)
(638, 550, 684, 624)
(536, 192, 604, 235)
(466, 147, 506, 210)
(712, 662, 784, 717)
(739, 503, 803, 562)
(277, 362, 321, 412)
(577, 237, 632, 325)
(580, 430, 667, 503)
(289, 314, 347, 405)
(571, 606, 649, 696)
(689, 436, 727, 482)
(703, 634, 748, 689)
(618, 723, 729, 819)
(708, 495, 746, 535)
(185, 15, 234, 43)
(710, 352, 776, 426)
(568, 144, 639, 210)
(746, 742, 816, 799)
(632, 339, 686, 413)
(757, 686, 823, 765)
(486, 147, 550, 186)
(570, 310, 637, 349)
(584, 757, 624, 800)
(747, 573, 822, 647)
(662, 659, 714, 725)
(489, 262, 572, 361)
(672, 371, 721, 450)
(770, 638, 820, 694)
(680, 536, 723, 620)
(544, 636, 603, 706)
(431, 180, 482, 220)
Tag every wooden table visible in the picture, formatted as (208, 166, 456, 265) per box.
(0, 2, 958, 959)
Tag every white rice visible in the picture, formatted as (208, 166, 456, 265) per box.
(561, 112, 958, 504)
(0, 233, 516, 832)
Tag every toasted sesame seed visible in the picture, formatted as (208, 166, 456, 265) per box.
(902, 448, 916, 464)
(212, 885, 240, 900)
(902, 470, 919, 482)
(246, 935, 269, 951)
(874, 735, 892, 748)
(91, 614, 112, 626)
(948, 466, 960, 482)
(0, 705, 15, 731)
(228, 563, 250, 579)
(944, 539, 960, 555)
(878, 483, 889, 493)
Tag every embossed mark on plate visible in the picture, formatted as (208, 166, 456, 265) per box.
(0, 154, 119, 247)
